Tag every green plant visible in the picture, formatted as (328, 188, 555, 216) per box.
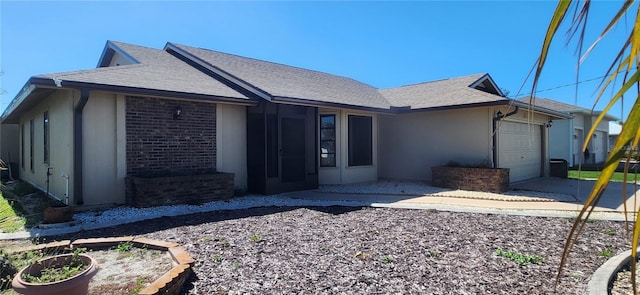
(21, 249, 88, 284)
(532, 1, 640, 291)
(0, 248, 17, 291)
(130, 277, 146, 294)
(232, 261, 242, 269)
(494, 248, 544, 266)
(249, 234, 262, 243)
(211, 255, 224, 263)
(217, 237, 231, 249)
(426, 250, 440, 258)
(604, 229, 617, 236)
(599, 248, 614, 258)
(115, 242, 133, 253)
(381, 255, 395, 263)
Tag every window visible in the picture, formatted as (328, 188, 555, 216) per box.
(29, 119, 34, 172)
(320, 114, 336, 167)
(348, 115, 372, 166)
(21, 123, 25, 169)
(43, 111, 49, 163)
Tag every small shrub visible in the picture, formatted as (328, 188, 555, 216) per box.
(115, 242, 133, 253)
(211, 255, 224, 263)
(0, 249, 17, 290)
(381, 255, 395, 263)
(217, 237, 231, 249)
(604, 229, 616, 235)
(599, 248, 614, 258)
(494, 248, 543, 265)
(249, 234, 262, 243)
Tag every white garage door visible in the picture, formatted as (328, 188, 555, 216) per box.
(498, 121, 542, 182)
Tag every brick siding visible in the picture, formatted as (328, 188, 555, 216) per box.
(126, 96, 217, 176)
(125, 173, 234, 208)
(431, 166, 510, 193)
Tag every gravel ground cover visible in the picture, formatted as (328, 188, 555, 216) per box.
(54, 206, 631, 294)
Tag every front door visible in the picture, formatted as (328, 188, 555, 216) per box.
(281, 116, 306, 183)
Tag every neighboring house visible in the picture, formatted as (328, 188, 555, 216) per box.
(609, 121, 622, 151)
(0, 41, 569, 209)
(522, 97, 618, 166)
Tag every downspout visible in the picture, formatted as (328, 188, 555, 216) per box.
(492, 106, 519, 168)
(73, 88, 90, 205)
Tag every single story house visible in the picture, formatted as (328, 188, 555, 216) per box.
(522, 97, 618, 166)
(0, 41, 569, 209)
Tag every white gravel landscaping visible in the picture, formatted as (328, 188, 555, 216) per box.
(0, 180, 577, 239)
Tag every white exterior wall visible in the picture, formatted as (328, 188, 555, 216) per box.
(318, 108, 378, 184)
(378, 107, 492, 181)
(548, 118, 572, 163)
(18, 89, 75, 202)
(81, 91, 126, 207)
(216, 103, 247, 190)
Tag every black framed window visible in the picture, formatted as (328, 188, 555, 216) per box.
(29, 119, 34, 172)
(348, 115, 372, 166)
(320, 114, 336, 167)
(21, 123, 25, 169)
(43, 111, 49, 164)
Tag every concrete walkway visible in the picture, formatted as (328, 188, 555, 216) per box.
(287, 177, 640, 221)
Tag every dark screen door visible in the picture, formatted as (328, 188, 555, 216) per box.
(280, 117, 306, 183)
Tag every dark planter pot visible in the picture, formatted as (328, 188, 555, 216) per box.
(12, 254, 98, 295)
(43, 205, 73, 224)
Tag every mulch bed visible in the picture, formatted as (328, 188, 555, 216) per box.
(51, 206, 632, 294)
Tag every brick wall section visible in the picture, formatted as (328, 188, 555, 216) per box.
(125, 173, 234, 208)
(431, 166, 510, 193)
(126, 96, 217, 176)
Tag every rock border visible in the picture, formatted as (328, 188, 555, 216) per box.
(588, 249, 635, 294)
(6, 236, 194, 295)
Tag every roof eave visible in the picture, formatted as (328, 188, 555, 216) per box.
(272, 96, 393, 113)
(1, 80, 40, 123)
(97, 40, 140, 68)
(511, 100, 573, 119)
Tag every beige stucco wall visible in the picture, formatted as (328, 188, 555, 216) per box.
(1, 123, 19, 168)
(318, 108, 378, 185)
(379, 107, 493, 181)
(81, 91, 126, 207)
(379, 106, 554, 182)
(216, 103, 247, 190)
(18, 89, 75, 203)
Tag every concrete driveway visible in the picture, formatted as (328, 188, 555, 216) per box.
(512, 177, 640, 212)
(288, 178, 640, 220)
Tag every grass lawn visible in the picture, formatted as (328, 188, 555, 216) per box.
(568, 170, 640, 182)
(0, 189, 26, 233)
(0, 181, 51, 233)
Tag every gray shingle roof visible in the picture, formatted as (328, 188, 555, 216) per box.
(517, 97, 589, 112)
(379, 73, 509, 109)
(36, 42, 249, 100)
(169, 43, 391, 109)
(518, 97, 619, 121)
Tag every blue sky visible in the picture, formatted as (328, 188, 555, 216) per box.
(0, 1, 634, 120)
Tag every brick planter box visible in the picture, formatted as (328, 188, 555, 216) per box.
(125, 173, 234, 208)
(431, 166, 510, 193)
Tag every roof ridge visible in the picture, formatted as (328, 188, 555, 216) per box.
(169, 42, 377, 87)
(380, 73, 487, 90)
